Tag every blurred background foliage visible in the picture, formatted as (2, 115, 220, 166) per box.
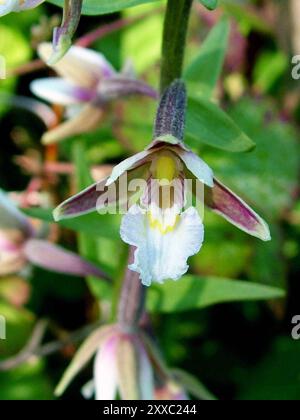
(1, 0, 300, 400)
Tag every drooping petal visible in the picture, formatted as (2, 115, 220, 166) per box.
(55, 325, 115, 397)
(137, 341, 154, 400)
(205, 178, 271, 241)
(97, 77, 158, 102)
(14, 0, 45, 11)
(41, 104, 104, 145)
(0, 190, 33, 237)
(120, 205, 204, 286)
(53, 178, 109, 220)
(116, 337, 139, 400)
(176, 149, 214, 188)
(30, 78, 95, 106)
(49, 0, 83, 65)
(94, 335, 119, 400)
(0, 0, 18, 16)
(24, 239, 110, 279)
(105, 150, 154, 187)
(38, 43, 116, 88)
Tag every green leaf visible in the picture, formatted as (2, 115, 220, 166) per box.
(202, 97, 300, 219)
(23, 207, 119, 239)
(184, 17, 230, 96)
(121, 3, 164, 74)
(186, 96, 255, 152)
(49, 0, 160, 16)
(197, 0, 218, 11)
(147, 275, 285, 313)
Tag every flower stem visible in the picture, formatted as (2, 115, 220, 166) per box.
(117, 247, 146, 332)
(160, 0, 193, 93)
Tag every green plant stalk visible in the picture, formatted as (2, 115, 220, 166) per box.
(117, 0, 193, 332)
(160, 0, 194, 93)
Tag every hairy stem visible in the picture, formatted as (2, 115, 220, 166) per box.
(117, 247, 146, 332)
(160, 0, 194, 93)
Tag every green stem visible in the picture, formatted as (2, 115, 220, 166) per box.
(160, 0, 194, 93)
(117, 247, 146, 333)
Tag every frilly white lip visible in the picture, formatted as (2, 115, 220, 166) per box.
(121, 205, 204, 286)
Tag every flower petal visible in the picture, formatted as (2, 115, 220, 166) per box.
(41, 104, 104, 144)
(137, 341, 154, 400)
(94, 335, 119, 400)
(98, 77, 157, 101)
(0, 190, 33, 236)
(116, 337, 139, 400)
(53, 178, 110, 220)
(38, 43, 116, 88)
(120, 205, 204, 286)
(55, 325, 115, 397)
(14, 0, 45, 11)
(0, 0, 18, 16)
(24, 239, 110, 279)
(205, 178, 271, 241)
(30, 78, 95, 106)
(176, 149, 214, 187)
(105, 150, 154, 187)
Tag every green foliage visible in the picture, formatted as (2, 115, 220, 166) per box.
(184, 17, 230, 96)
(197, 0, 218, 11)
(186, 96, 255, 152)
(148, 275, 285, 313)
(202, 97, 300, 219)
(49, 0, 160, 15)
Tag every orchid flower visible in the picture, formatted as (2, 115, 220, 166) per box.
(30, 43, 157, 144)
(0, 189, 108, 280)
(0, 1, 82, 64)
(53, 80, 271, 287)
(54, 324, 154, 400)
(55, 322, 191, 401)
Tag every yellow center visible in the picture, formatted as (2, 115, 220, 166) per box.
(154, 155, 177, 183)
(148, 212, 179, 235)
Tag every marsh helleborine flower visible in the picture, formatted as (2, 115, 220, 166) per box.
(31, 43, 157, 144)
(0, 189, 108, 279)
(0, 1, 82, 64)
(54, 325, 155, 400)
(54, 81, 271, 286)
